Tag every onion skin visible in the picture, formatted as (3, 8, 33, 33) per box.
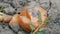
(0, 6, 47, 32)
(18, 6, 47, 32)
(9, 6, 47, 32)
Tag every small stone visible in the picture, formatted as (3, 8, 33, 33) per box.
(3, 7, 15, 15)
(9, 22, 20, 32)
(18, 31, 28, 34)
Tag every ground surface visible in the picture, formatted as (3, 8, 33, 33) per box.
(0, 0, 60, 34)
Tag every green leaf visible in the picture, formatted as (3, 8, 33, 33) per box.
(44, 16, 50, 23)
(37, 31, 46, 34)
(30, 23, 35, 30)
(37, 11, 42, 23)
(39, 27, 46, 31)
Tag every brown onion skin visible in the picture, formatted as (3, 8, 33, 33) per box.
(19, 6, 47, 32)
(9, 6, 47, 32)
